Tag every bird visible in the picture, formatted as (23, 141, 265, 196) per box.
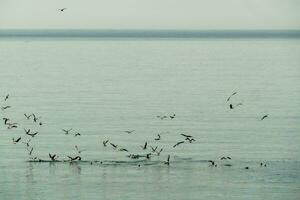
(180, 134, 192, 138)
(156, 148, 163, 156)
(103, 140, 109, 147)
(12, 137, 21, 144)
(39, 122, 43, 126)
(22, 139, 31, 147)
(28, 147, 34, 155)
(24, 128, 31, 135)
(227, 92, 237, 102)
(32, 114, 40, 122)
(164, 155, 170, 165)
(154, 134, 161, 141)
(2, 118, 9, 124)
(229, 104, 234, 109)
(156, 115, 167, 120)
(7, 124, 18, 129)
(62, 128, 72, 135)
(208, 160, 215, 166)
(24, 113, 32, 120)
(141, 142, 147, 150)
(224, 164, 232, 167)
(58, 8, 67, 12)
(26, 131, 38, 137)
(124, 130, 135, 134)
(68, 156, 81, 161)
(150, 146, 158, 152)
(75, 145, 86, 154)
(173, 141, 184, 148)
(1, 106, 11, 110)
(227, 157, 231, 159)
(261, 114, 269, 120)
(49, 153, 57, 161)
(170, 114, 176, 119)
(74, 133, 81, 137)
(220, 157, 227, 160)
(245, 166, 249, 169)
(4, 94, 9, 101)
(119, 148, 129, 152)
(110, 142, 118, 149)
(185, 137, 195, 143)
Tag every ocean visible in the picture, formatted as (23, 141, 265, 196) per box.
(0, 30, 299, 200)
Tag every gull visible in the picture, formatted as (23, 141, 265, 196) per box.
(119, 148, 129, 152)
(62, 128, 72, 135)
(32, 114, 40, 122)
(154, 134, 161, 141)
(8, 124, 18, 129)
(58, 8, 67, 12)
(170, 114, 176, 119)
(74, 133, 81, 137)
(150, 146, 158, 152)
(173, 141, 184, 148)
(4, 94, 9, 101)
(103, 140, 109, 147)
(75, 145, 86, 154)
(49, 153, 57, 161)
(208, 160, 215, 166)
(26, 131, 38, 137)
(164, 155, 170, 165)
(110, 142, 118, 149)
(156, 115, 167, 120)
(261, 114, 269, 120)
(1, 106, 11, 110)
(124, 130, 135, 134)
(24, 113, 32, 120)
(24, 128, 31, 135)
(185, 137, 195, 143)
(226, 92, 237, 102)
(28, 147, 33, 155)
(22, 138, 31, 147)
(181, 134, 192, 138)
(156, 148, 163, 156)
(12, 137, 21, 144)
(68, 156, 81, 161)
(141, 142, 147, 150)
(3, 118, 9, 124)
(229, 104, 234, 109)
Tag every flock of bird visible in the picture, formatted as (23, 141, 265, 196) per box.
(1, 92, 269, 169)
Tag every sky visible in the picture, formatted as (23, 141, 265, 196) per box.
(0, 0, 299, 29)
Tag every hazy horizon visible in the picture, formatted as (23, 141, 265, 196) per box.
(0, 0, 300, 30)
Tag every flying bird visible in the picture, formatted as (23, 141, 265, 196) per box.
(164, 155, 170, 165)
(141, 142, 147, 150)
(3, 118, 9, 124)
(12, 137, 21, 144)
(74, 133, 81, 137)
(110, 142, 118, 149)
(26, 131, 38, 137)
(119, 148, 129, 152)
(227, 92, 237, 102)
(229, 104, 234, 109)
(170, 114, 176, 119)
(156, 148, 163, 156)
(261, 114, 269, 120)
(49, 153, 57, 161)
(1, 106, 11, 110)
(24, 113, 32, 120)
(154, 134, 161, 141)
(58, 8, 67, 12)
(103, 140, 109, 147)
(62, 128, 72, 135)
(68, 156, 81, 161)
(4, 94, 9, 101)
(181, 134, 192, 138)
(124, 130, 135, 134)
(150, 146, 158, 152)
(173, 141, 184, 148)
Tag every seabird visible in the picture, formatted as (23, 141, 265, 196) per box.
(185, 137, 195, 143)
(24, 128, 31, 135)
(1, 106, 11, 110)
(119, 148, 129, 152)
(62, 128, 72, 135)
(208, 160, 215, 166)
(74, 133, 81, 137)
(49, 153, 57, 161)
(226, 92, 237, 102)
(58, 8, 67, 12)
(12, 137, 21, 144)
(141, 142, 147, 150)
(173, 141, 184, 148)
(24, 113, 32, 120)
(154, 134, 161, 141)
(124, 130, 135, 134)
(32, 114, 40, 122)
(28, 147, 33, 155)
(7, 124, 18, 129)
(26, 131, 38, 137)
(150, 146, 158, 152)
(156, 148, 163, 156)
(170, 114, 176, 119)
(68, 156, 81, 161)
(4, 94, 9, 101)
(103, 140, 109, 147)
(261, 114, 269, 120)
(229, 104, 234, 109)
(2, 118, 9, 124)
(180, 134, 192, 138)
(110, 142, 118, 149)
(75, 145, 85, 154)
(156, 115, 167, 120)
(164, 155, 170, 165)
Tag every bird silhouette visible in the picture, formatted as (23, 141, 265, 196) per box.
(226, 92, 237, 102)
(12, 137, 21, 144)
(62, 128, 72, 135)
(103, 140, 109, 147)
(24, 113, 32, 120)
(141, 142, 147, 150)
(164, 155, 170, 165)
(1, 106, 11, 110)
(4, 94, 9, 101)
(154, 134, 161, 141)
(261, 114, 269, 120)
(173, 141, 184, 148)
(124, 130, 135, 134)
(58, 8, 67, 12)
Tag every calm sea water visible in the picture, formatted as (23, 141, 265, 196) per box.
(0, 32, 300, 200)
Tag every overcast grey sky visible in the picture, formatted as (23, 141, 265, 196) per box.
(0, 0, 299, 29)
